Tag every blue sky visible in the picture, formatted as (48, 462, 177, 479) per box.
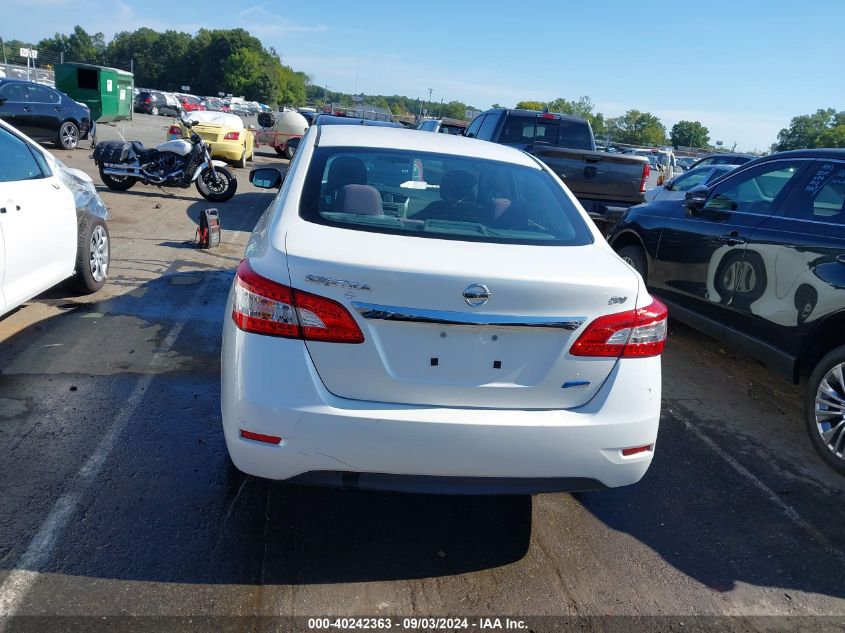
(4, 0, 844, 151)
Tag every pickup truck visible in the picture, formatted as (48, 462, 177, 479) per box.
(464, 108, 650, 232)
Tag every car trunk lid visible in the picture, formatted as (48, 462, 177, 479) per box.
(284, 222, 639, 409)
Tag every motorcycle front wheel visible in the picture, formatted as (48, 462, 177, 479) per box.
(196, 166, 237, 202)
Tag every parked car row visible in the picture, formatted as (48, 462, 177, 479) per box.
(133, 88, 274, 119)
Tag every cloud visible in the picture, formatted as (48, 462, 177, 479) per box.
(237, 6, 328, 36)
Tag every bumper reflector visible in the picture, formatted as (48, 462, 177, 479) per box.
(621, 444, 653, 457)
(240, 429, 282, 444)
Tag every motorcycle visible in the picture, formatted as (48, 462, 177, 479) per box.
(91, 119, 237, 202)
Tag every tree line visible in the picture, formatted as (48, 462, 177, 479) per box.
(2, 26, 308, 106)
(775, 109, 845, 151)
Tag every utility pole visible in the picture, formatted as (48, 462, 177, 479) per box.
(1, 37, 6, 64)
(427, 88, 433, 116)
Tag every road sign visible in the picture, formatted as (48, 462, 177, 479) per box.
(19, 48, 37, 59)
(181, 85, 191, 91)
(716, 140, 723, 146)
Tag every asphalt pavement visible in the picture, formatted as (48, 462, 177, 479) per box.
(0, 114, 843, 631)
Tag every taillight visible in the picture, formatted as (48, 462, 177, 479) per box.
(232, 260, 364, 343)
(223, 131, 240, 140)
(570, 298, 667, 358)
(144, 97, 152, 103)
(168, 125, 182, 137)
(639, 162, 650, 194)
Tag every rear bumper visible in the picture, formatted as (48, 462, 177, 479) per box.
(205, 142, 244, 161)
(221, 324, 661, 494)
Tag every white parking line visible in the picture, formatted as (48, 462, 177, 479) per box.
(668, 405, 845, 567)
(0, 277, 213, 623)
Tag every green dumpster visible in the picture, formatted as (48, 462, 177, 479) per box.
(54, 63, 134, 123)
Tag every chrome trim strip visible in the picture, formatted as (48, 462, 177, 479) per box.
(351, 301, 586, 330)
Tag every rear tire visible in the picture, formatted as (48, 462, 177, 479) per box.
(805, 345, 845, 475)
(99, 167, 135, 191)
(72, 215, 109, 294)
(283, 144, 295, 160)
(617, 244, 647, 281)
(150, 105, 159, 116)
(236, 151, 247, 169)
(58, 121, 79, 150)
(196, 166, 237, 202)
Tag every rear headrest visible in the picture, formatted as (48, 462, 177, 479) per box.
(327, 156, 367, 190)
(340, 184, 383, 215)
(441, 170, 476, 202)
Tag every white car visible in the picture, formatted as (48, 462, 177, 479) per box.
(0, 119, 109, 318)
(644, 165, 737, 202)
(221, 126, 666, 494)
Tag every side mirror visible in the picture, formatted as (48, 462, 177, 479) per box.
(250, 167, 284, 189)
(685, 185, 709, 216)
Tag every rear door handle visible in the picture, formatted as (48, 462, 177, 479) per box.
(53, 106, 62, 112)
(22, 106, 31, 112)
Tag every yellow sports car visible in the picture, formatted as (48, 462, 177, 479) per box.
(167, 111, 255, 168)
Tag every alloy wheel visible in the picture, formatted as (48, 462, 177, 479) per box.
(814, 362, 845, 460)
(89, 225, 109, 282)
(60, 122, 79, 149)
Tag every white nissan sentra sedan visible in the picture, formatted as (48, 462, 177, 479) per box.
(221, 124, 666, 494)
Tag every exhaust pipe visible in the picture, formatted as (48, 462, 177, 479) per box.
(101, 166, 182, 185)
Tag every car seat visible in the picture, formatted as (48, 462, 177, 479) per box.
(322, 156, 368, 210)
(414, 170, 479, 222)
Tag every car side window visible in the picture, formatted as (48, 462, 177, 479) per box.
(27, 85, 60, 104)
(705, 161, 805, 215)
(792, 162, 845, 224)
(671, 169, 709, 191)
(0, 83, 28, 103)
(477, 113, 499, 140)
(0, 126, 48, 182)
(464, 114, 485, 138)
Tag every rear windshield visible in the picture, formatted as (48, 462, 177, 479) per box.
(299, 147, 594, 246)
(499, 115, 593, 151)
